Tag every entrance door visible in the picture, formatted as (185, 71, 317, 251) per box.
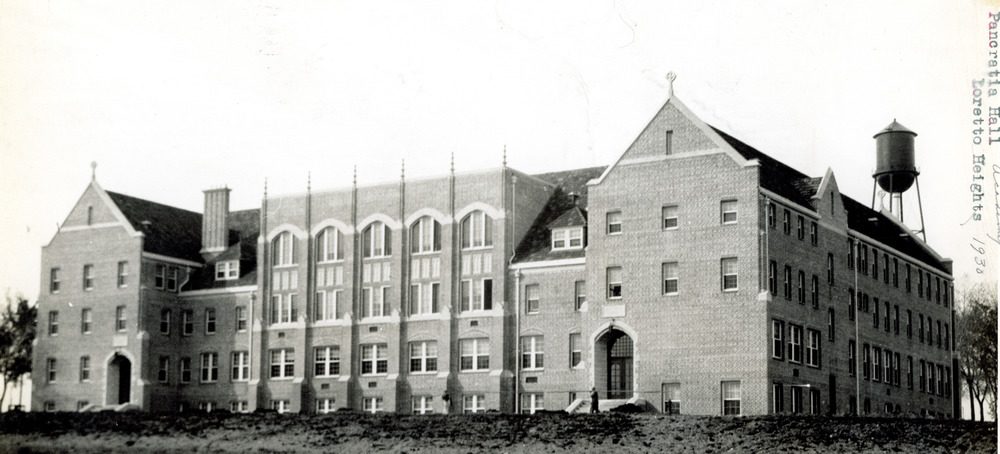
(107, 354, 132, 405)
(606, 333, 633, 399)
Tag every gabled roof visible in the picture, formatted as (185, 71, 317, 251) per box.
(841, 197, 949, 273)
(710, 126, 817, 209)
(514, 166, 606, 264)
(106, 191, 204, 263)
(179, 208, 261, 291)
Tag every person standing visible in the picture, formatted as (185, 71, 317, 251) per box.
(589, 387, 599, 414)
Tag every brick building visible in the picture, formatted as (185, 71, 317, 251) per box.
(32, 92, 958, 417)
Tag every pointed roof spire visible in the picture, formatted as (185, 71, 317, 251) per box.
(307, 172, 312, 193)
(502, 145, 507, 168)
(90, 161, 97, 182)
(450, 152, 455, 175)
(666, 71, 677, 99)
(352, 165, 357, 188)
(263, 177, 268, 198)
(401, 159, 405, 181)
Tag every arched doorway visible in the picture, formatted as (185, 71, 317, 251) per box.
(106, 353, 131, 405)
(596, 330, 633, 399)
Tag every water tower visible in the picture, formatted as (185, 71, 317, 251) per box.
(871, 120, 926, 241)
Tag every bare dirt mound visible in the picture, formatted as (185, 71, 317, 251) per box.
(0, 411, 994, 453)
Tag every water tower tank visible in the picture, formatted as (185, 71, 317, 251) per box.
(873, 120, 918, 193)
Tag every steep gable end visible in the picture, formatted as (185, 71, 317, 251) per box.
(61, 183, 125, 229)
(620, 100, 717, 161)
(813, 168, 849, 228)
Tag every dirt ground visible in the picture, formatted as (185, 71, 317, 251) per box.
(0, 411, 995, 453)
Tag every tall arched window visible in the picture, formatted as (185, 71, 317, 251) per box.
(315, 227, 343, 262)
(362, 221, 391, 258)
(271, 231, 296, 266)
(460, 210, 492, 249)
(410, 216, 441, 253)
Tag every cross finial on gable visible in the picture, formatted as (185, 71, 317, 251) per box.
(90, 161, 97, 181)
(666, 72, 677, 98)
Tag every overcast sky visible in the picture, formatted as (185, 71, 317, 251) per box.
(1, 1, 995, 302)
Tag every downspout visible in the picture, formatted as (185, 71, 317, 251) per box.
(510, 173, 519, 414)
(854, 239, 861, 414)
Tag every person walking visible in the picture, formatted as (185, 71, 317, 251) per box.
(589, 387, 599, 414)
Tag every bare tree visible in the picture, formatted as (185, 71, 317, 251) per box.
(0, 295, 36, 410)
(956, 283, 998, 421)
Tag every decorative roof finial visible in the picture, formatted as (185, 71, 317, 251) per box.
(263, 177, 268, 198)
(401, 159, 405, 181)
(666, 71, 677, 98)
(90, 161, 97, 181)
(307, 172, 311, 193)
(502, 145, 507, 168)
(450, 152, 455, 175)
(352, 165, 357, 188)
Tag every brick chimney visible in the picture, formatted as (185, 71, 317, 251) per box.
(201, 187, 230, 260)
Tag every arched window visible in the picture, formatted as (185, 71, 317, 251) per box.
(362, 221, 392, 258)
(271, 231, 296, 266)
(410, 216, 441, 253)
(460, 210, 492, 249)
(315, 227, 343, 262)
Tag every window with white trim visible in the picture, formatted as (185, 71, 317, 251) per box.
(79, 356, 90, 382)
(47, 311, 58, 336)
(316, 227, 343, 262)
(662, 262, 678, 295)
(409, 341, 438, 373)
(215, 261, 239, 281)
(607, 266, 622, 299)
(362, 221, 392, 258)
(606, 211, 622, 235)
(166, 267, 178, 292)
(270, 293, 297, 324)
(232, 351, 249, 381)
(158, 356, 169, 383)
(720, 200, 738, 224)
(314, 290, 338, 321)
(569, 333, 582, 368)
(272, 231, 297, 266)
(574, 280, 586, 310)
(521, 336, 544, 370)
(204, 308, 216, 334)
(525, 284, 540, 314)
(461, 210, 493, 249)
(410, 216, 442, 253)
(179, 357, 192, 383)
(721, 381, 741, 415)
(182, 309, 193, 336)
(316, 398, 336, 414)
(235, 306, 247, 331)
(271, 400, 290, 414)
(463, 394, 486, 414)
(662, 205, 679, 230)
(805, 329, 821, 368)
(521, 393, 544, 414)
(159, 309, 170, 335)
(50, 267, 61, 293)
(663, 383, 681, 414)
(115, 305, 127, 332)
(361, 344, 388, 376)
(117, 261, 129, 288)
(551, 227, 583, 250)
(362, 396, 384, 414)
(772, 319, 785, 360)
(460, 279, 493, 311)
(270, 348, 294, 379)
(314, 346, 341, 377)
(200, 352, 219, 383)
(155, 264, 166, 289)
(412, 396, 434, 415)
(408, 283, 439, 315)
(721, 258, 738, 291)
(788, 324, 803, 363)
(460, 338, 490, 371)
(46, 358, 57, 382)
(362, 287, 388, 318)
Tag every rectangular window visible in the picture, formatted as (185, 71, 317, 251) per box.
(766, 202, 776, 228)
(82, 264, 94, 290)
(788, 324, 803, 363)
(772, 319, 785, 360)
(409, 341, 437, 373)
(551, 227, 584, 250)
(721, 381, 741, 415)
(155, 264, 166, 289)
(827, 308, 835, 342)
(315, 290, 338, 320)
(361, 396, 384, 414)
(200, 352, 219, 383)
(574, 280, 586, 310)
(806, 329, 821, 368)
(872, 250, 879, 280)
(847, 239, 855, 269)
(47, 311, 58, 336)
(607, 266, 623, 299)
(315, 399, 335, 414)
(663, 383, 681, 414)
(883, 253, 890, 284)
(215, 261, 239, 281)
(521, 336, 544, 370)
(569, 333, 582, 368)
(460, 212, 491, 249)
(463, 395, 486, 414)
(460, 338, 490, 371)
(662, 262, 678, 295)
(810, 275, 819, 308)
(231, 351, 250, 381)
(873, 347, 882, 382)
(892, 258, 899, 287)
(860, 244, 868, 275)
(606, 211, 622, 234)
(848, 340, 856, 376)
(314, 346, 341, 377)
(525, 284, 540, 314)
(826, 253, 834, 285)
(662, 205, 678, 230)
(768, 260, 777, 295)
(919, 314, 924, 342)
(272, 400, 291, 414)
(862, 343, 871, 380)
(79, 356, 90, 382)
(271, 293, 298, 323)
(115, 305, 127, 332)
(182, 310, 193, 336)
(721, 258, 738, 291)
(158, 309, 170, 335)
(883, 301, 890, 333)
(179, 357, 192, 383)
(810, 221, 818, 245)
(235, 306, 247, 331)
(782, 209, 791, 235)
(783, 265, 792, 300)
(158, 356, 170, 383)
(919, 360, 926, 392)
(772, 383, 784, 413)
(46, 358, 57, 382)
(848, 288, 855, 321)
(460, 279, 492, 312)
(408, 284, 438, 316)
(796, 215, 804, 240)
(873, 298, 880, 329)
(50, 267, 61, 293)
(720, 200, 738, 224)
(205, 308, 217, 334)
(269, 349, 294, 379)
(521, 393, 544, 414)
(361, 344, 388, 376)
(81, 308, 92, 334)
(664, 130, 673, 155)
(907, 310, 913, 338)
(797, 271, 805, 304)
(412, 396, 435, 415)
(166, 267, 178, 292)
(116, 261, 129, 288)
(893, 305, 900, 335)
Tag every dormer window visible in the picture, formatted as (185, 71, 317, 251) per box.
(215, 261, 239, 281)
(551, 227, 583, 251)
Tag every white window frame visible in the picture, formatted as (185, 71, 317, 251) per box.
(115, 305, 127, 332)
(316, 398, 336, 414)
(81, 308, 92, 334)
(412, 396, 435, 415)
(721, 257, 738, 292)
(79, 356, 90, 382)
(46, 358, 57, 382)
(182, 309, 194, 336)
(362, 221, 391, 258)
(569, 333, 582, 368)
(461, 210, 493, 249)
(362, 287, 388, 318)
(721, 380, 741, 416)
(663, 382, 681, 414)
(179, 357, 192, 383)
(154, 264, 166, 289)
(362, 396, 383, 414)
(235, 306, 247, 332)
(158, 356, 170, 383)
(271, 293, 297, 324)
(772, 319, 785, 360)
(788, 325, 803, 364)
(117, 261, 128, 288)
(50, 267, 61, 293)
(408, 282, 439, 315)
(525, 284, 540, 314)
(410, 216, 441, 254)
(231, 401, 249, 413)
(460, 278, 493, 312)
(215, 261, 239, 281)
(720, 200, 738, 225)
(551, 227, 583, 250)
(606, 211, 622, 235)
(314, 346, 341, 377)
(806, 329, 821, 367)
(314, 290, 338, 321)
(82, 264, 94, 291)
(463, 394, 486, 414)
(460, 338, 490, 372)
(166, 267, 178, 292)
(409, 341, 438, 374)
(607, 266, 622, 299)
(361, 343, 389, 376)
(316, 227, 343, 262)
(272, 231, 297, 266)
(48, 311, 58, 336)
(574, 280, 586, 310)
(231, 351, 250, 381)
(662, 205, 679, 230)
(271, 400, 290, 414)
(204, 308, 217, 334)
(521, 393, 544, 414)
(521, 336, 544, 370)
(158, 309, 169, 335)
(270, 348, 295, 379)
(200, 352, 219, 383)
(662, 262, 678, 295)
